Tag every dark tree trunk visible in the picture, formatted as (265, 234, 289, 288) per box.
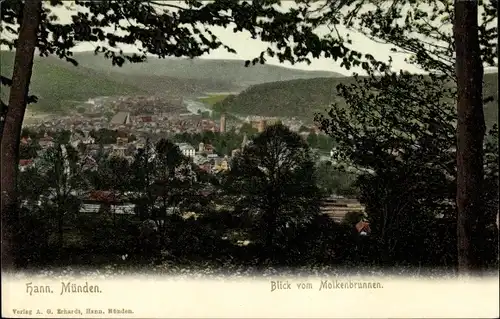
(1, 0, 43, 271)
(263, 193, 279, 262)
(265, 212, 275, 252)
(58, 208, 64, 250)
(454, 0, 486, 275)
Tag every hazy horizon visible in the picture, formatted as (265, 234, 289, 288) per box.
(1, 1, 497, 76)
(4, 48, 495, 76)
(0, 1, 425, 76)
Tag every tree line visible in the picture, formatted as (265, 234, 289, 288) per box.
(14, 120, 498, 272)
(14, 124, 354, 267)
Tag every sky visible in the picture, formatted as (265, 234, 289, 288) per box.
(69, 23, 422, 76)
(61, 1, 423, 76)
(2, 1, 496, 76)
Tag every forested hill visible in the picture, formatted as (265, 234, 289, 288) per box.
(0, 50, 344, 113)
(213, 73, 499, 127)
(0, 51, 233, 113)
(70, 51, 345, 87)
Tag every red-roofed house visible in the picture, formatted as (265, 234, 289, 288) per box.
(19, 159, 34, 172)
(204, 144, 214, 154)
(141, 116, 153, 123)
(355, 221, 371, 236)
(20, 136, 32, 145)
(88, 190, 119, 204)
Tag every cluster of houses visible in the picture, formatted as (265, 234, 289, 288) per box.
(19, 102, 370, 236)
(108, 96, 184, 115)
(19, 129, 371, 237)
(188, 142, 231, 173)
(242, 115, 317, 134)
(24, 110, 223, 146)
(108, 110, 223, 135)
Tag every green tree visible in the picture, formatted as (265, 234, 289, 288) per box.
(239, 123, 258, 136)
(84, 153, 120, 191)
(224, 124, 322, 259)
(91, 129, 119, 145)
(130, 140, 156, 220)
(38, 144, 86, 250)
(19, 141, 39, 159)
(18, 166, 46, 205)
(314, 0, 497, 273)
(97, 156, 133, 194)
(54, 130, 72, 145)
(306, 133, 319, 149)
(20, 127, 36, 138)
(132, 138, 199, 248)
(16, 166, 53, 266)
(317, 71, 459, 267)
(315, 161, 358, 196)
(317, 68, 498, 269)
(482, 124, 499, 269)
(341, 211, 366, 227)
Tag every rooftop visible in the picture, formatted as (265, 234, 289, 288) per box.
(110, 112, 131, 125)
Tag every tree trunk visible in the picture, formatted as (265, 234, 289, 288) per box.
(1, 0, 43, 271)
(263, 196, 278, 262)
(58, 208, 64, 250)
(454, 0, 486, 276)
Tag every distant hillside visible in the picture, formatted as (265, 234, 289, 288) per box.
(70, 51, 344, 87)
(214, 74, 499, 127)
(1, 50, 344, 114)
(1, 51, 243, 113)
(213, 77, 357, 120)
(1, 51, 147, 113)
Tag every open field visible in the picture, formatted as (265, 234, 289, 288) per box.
(198, 94, 232, 107)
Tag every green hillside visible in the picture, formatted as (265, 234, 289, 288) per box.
(213, 74, 499, 127)
(70, 51, 344, 87)
(1, 50, 344, 114)
(212, 77, 356, 119)
(1, 51, 146, 113)
(40, 53, 240, 96)
(1, 51, 247, 113)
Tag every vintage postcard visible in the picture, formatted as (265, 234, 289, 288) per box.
(1, 0, 499, 318)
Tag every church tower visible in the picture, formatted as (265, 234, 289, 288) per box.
(220, 114, 226, 133)
(257, 119, 267, 133)
(241, 133, 249, 149)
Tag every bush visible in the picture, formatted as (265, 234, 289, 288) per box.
(14, 207, 52, 267)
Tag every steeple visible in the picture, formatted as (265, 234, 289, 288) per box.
(241, 133, 249, 149)
(220, 114, 226, 133)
